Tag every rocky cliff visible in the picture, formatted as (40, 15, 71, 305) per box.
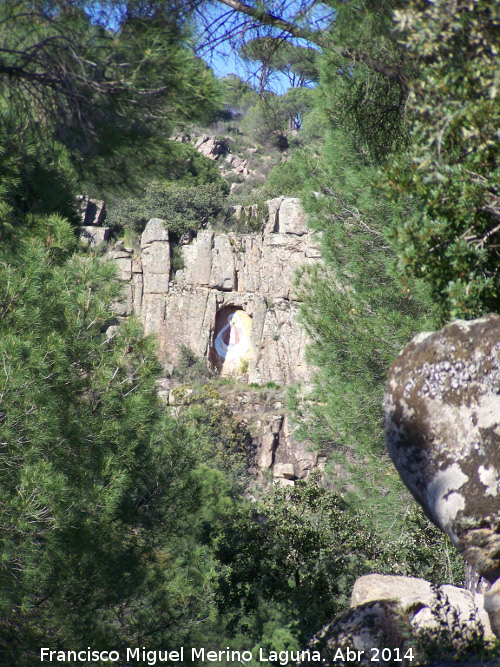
(91, 196, 322, 481)
(106, 196, 320, 386)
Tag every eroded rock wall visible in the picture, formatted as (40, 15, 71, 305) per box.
(221, 388, 319, 481)
(109, 197, 320, 386)
(104, 197, 321, 481)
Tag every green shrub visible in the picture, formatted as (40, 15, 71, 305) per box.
(238, 358, 249, 374)
(235, 201, 268, 233)
(111, 181, 229, 235)
(175, 382, 250, 491)
(416, 585, 492, 665)
(86, 137, 224, 202)
(171, 244, 185, 273)
(261, 158, 304, 198)
(172, 345, 212, 383)
(204, 474, 387, 644)
(223, 172, 243, 186)
(388, 505, 464, 587)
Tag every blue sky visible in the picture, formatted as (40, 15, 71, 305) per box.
(194, 1, 332, 93)
(209, 51, 293, 95)
(92, 1, 330, 94)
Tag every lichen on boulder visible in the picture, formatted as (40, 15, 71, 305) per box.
(383, 314, 500, 633)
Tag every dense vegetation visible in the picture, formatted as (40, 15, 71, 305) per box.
(1, 0, 499, 665)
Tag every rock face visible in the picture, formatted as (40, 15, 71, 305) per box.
(351, 574, 492, 639)
(155, 380, 318, 481)
(383, 314, 500, 634)
(174, 132, 255, 181)
(194, 135, 228, 161)
(220, 388, 318, 480)
(77, 195, 109, 245)
(109, 197, 320, 386)
(300, 574, 492, 667)
(102, 198, 320, 480)
(77, 195, 106, 226)
(79, 226, 110, 246)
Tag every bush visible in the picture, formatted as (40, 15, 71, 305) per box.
(388, 505, 464, 587)
(171, 244, 185, 273)
(173, 345, 212, 383)
(261, 158, 304, 198)
(174, 382, 250, 491)
(111, 181, 229, 235)
(204, 474, 387, 644)
(76, 126, 225, 204)
(416, 585, 491, 665)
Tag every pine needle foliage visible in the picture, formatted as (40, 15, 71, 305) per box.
(0, 232, 206, 662)
(0, 1, 224, 202)
(0, 1, 222, 156)
(318, 0, 415, 162)
(0, 131, 79, 245)
(287, 128, 439, 532)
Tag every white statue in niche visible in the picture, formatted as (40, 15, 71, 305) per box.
(214, 312, 250, 361)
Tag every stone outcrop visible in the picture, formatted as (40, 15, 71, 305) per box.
(194, 135, 228, 161)
(383, 314, 500, 635)
(300, 599, 410, 667)
(77, 195, 106, 226)
(101, 197, 320, 480)
(79, 225, 110, 246)
(172, 131, 259, 182)
(224, 152, 251, 179)
(217, 387, 319, 481)
(77, 195, 109, 245)
(351, 575, 492, 639)
(108, 197, 320, 387)
(300, 574, 493, 667)
(156, 364, 319, 482)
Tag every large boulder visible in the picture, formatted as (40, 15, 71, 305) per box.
(79, 226, 110, 246)
(299, 575, 492, 667)
(383, 314, 500, 633)
(351, 574, 492, 639)
(300, 599, 410, 667)
(140, 218, 170, 295)
(77, 195, 105, 226)
(193, 135, 227, 160)
(278, 197, 307, 236)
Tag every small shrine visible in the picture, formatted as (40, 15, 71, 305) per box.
(212, 306, 254, 375)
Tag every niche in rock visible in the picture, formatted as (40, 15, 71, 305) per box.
(212, 306, 254, 376)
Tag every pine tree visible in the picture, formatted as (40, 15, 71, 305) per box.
(0, 1, 223, 199)
(0, 226, 207, 663)
(286, 127, 440, 533)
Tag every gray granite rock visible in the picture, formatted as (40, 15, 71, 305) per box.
(384, 314, 500, 634)
(105, 208, 319, 382)
(351, 574, 492, 639)
(78, 226, 110, 246)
